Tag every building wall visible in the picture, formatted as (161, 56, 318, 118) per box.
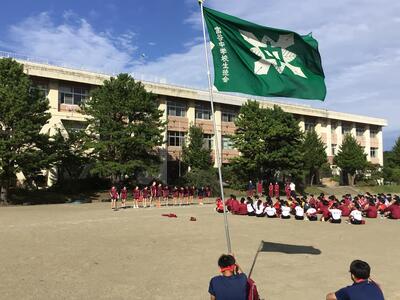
(19, 60, 387, 184)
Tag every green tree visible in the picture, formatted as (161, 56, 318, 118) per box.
(301, 130, 327, 185)
(334, 134, 367, 186)
(83, 74, 165, 183)
(391, 137, 400, 166)
(382, 138, 400, 184)
(230, 100, 303, 185)
(52, 129, 91, 182)
(181, 125, 213, 171)
(0, 58, 53, 203)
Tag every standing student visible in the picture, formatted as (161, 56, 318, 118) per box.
(209, 254, 247, 300)
(198, 187, 205, 205)
(150, 181, 157, 207)
(120, 186, 127, 209)
(173, 186, 179, 206)
(142, 186, 149, 208)
(289, 181, 296, 198)
(256, 180, 263, 196)
(188, 186, 195, 205)
(179, 186, 184, 206)
(110, 186, 118, 209)
(326, 260, 384, 300)
(274, 182, 280, 198)
(133, 186, 140, 208)
(284, 182, 291, 199)
(184, 186, 190, 205)
(247, 180, 254, 197)
(268, 183, 274, 198)
(163, 185, 169, 206)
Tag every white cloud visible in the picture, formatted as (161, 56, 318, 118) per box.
(8, 12, 138, 73)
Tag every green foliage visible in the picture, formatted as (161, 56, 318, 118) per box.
(334, 134, 367, 185)
(230, 100, 304, 185)
(182, 168, 219, 196)
(181, 125, 212, 170)
(301, 130, 327, 185)
(383, 139, 400, 183)
(0, 58, 54, 203)
(82, 74, 165, 183)
(391, 137, 400, 165)
(51, 128, 91, 181)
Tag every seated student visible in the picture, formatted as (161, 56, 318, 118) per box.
(265, 203, 278, 218)
(376, 197, 387, 215)
(349, 204, 365, 225)
(281, 201, 291, 219)
(320, 200, 331, 222)
(215, 198, 224, 213)
(339, 200, 351, 217)
(230, 196, 240, 214)
(234, 198, 248, 215)
(384, 197, 400, 219)
(326, 259, 384, 300)
(246, 198, 256, 216)
(273, 198, 282, 216)
(225, 195, 234, 212)
(208, 254, 247, 300)
(328, 203, 342, 224)
(306, 205, 318, 221)
(254, 199, 266, 217)
(294, 203, 304, 220)
(364, 199, 378, 218)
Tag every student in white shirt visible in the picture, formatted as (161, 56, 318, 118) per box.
(294, 203, 304, 220)
(349, 204, 364, 225)
(246, 198, 256, 216)
(306, 206, 318, 221)
(254, 199, 266, 217)
(281, 201, 291, 219)
(329, 202, 342, 224)
(265, 203, 277, 218)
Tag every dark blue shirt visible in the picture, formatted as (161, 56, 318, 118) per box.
(335, 280, 384, 300)
(208, 273, 247, 300)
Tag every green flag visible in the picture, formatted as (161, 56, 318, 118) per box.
(203, 7, 326, 100)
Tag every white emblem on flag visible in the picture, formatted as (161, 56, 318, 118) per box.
(239, 30, 307, 78)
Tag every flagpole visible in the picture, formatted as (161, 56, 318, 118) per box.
(199, 0, 232, 253)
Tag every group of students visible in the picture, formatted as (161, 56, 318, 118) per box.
(216, 192, 400, 224)
(109, 182, 212, 209)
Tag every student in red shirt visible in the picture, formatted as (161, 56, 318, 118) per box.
(215, 198, 224, 213)
(120, 186, 127, 209)
(109, 186, 118, 210)
(339, 200, 351, 217)
(319, 200, 331, 221)
(384, 197, 400, 219)
(142, 186, 149, 208)
(163, 185, 169, 206)
(274, 182, 280, 198)
(133, 186, 140, 208)
(256, 180, 263, 196)
(268, 183, 274, 198)
(230, 196, 240, 214)
(235, 198, 248, 215)
(364, 199, 378, 218)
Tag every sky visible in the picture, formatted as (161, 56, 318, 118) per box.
(1, 0, 399, 150)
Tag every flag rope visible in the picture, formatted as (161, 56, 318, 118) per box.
(199, 0, 232, 253)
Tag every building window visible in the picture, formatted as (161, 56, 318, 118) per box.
(195, 102, 211, 120)
(305, 120, 315, 132)
(331, 144, 337, 155)
(62, 120, 86, 132)
(370, 147, 378, 158)
(30, 82, 49, 97)
(222, 136, 234, 150)
(222, 110, 237, 122)
(370, 128, 378, 138)
(59, 86, 89, 106)
(331, 122, 337, 135)
(203, 134, 214, 150)
(168, 131, 185, 147)
(342, 126, 351, 135)
(356, 127, 364, 136)
(167, 100, 187, 117)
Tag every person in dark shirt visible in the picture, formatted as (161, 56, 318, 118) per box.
(326, 260, 384, 300)
(209, 254, 247, 300)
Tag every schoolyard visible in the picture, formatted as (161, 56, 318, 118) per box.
(0, 202, 399, 299)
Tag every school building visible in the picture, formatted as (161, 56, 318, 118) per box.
(11, 57, 387, 184)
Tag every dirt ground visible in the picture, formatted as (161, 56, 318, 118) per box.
(0, 202, 399, 300)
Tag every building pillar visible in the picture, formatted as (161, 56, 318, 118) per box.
(377, 127, 384, 166)
(351, 122, 357, 138)
(298, 116, 305, 132)
(158, 96, 168, 183)
(326, 119, 332, 156)
(213, 104, 222, 168)
(364, 125, 371, 160)
(187, 100, 195, 126)
(47, 80, 59, 113)
(336, 121, 343, 148)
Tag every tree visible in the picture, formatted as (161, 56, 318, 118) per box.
(230, 100, 303, 185)
(52, 128, 91, 182)
(0, 58, 53, 203)
(181, 125, 213, 171)
(334, 134, 367, 186)
(83, 74, 165, 183)
(301, 130, 327, 185)
(382, 137, 400, 184)
(391, 136, 400, 166)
